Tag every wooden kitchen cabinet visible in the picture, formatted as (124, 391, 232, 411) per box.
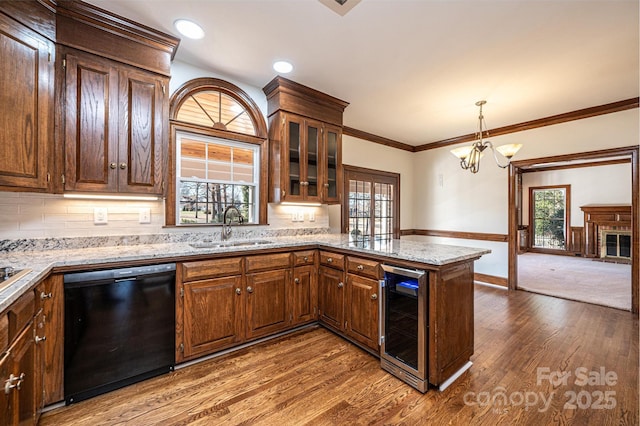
(345, 275, 379, 352)
(62, 48, 168, 195)
(246, 269, 290, 340)
(0, 289, 38, 425)
(292, 251, 318, 326)
(39, 274, 63, 406)
(0, 7, 54, 192)
(318, 251, 345, 331)
(263, 76, 348, 204)
(345, 257, 381, 352)
(177, 258, 244, 362)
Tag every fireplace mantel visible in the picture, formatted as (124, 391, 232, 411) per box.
(580, 204, 632, 258)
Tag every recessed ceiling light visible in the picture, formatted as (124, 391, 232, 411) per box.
(273, 61, 293, 74)
(174, 19, 205, 40)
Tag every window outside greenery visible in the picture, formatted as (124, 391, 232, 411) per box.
(176, 132, 259, 224)
(532, 188, 566, 249)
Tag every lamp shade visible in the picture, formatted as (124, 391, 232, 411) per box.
(450, 145, 474, 160)
(495, 143, 522, 159)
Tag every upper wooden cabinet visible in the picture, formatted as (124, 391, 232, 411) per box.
(263, 76, 348, 204)
(0, 0, 179, 195)
(0, 6, 55, 192)
(61, 48, 168, 195)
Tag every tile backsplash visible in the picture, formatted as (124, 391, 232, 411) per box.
(0, 192, 329, 240)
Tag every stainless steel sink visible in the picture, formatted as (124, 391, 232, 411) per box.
(189, 240, 272, 249)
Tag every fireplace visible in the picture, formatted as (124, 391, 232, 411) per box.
(580, 204, 632, 259)
(600, 229, 631, 261)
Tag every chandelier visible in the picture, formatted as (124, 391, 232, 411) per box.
(450, 100, 522, 173)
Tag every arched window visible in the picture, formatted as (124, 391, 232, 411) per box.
(166, 78, 268, 226)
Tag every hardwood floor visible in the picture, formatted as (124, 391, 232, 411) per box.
(40, 285, 638, 425)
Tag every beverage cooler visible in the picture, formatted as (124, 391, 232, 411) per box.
(380, 264, 428, 392)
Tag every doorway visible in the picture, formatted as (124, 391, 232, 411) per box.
(341, 165, 400, 245)
(508, 146, 639, 313)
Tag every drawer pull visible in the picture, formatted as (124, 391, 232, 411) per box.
(337, 282, 344, 288)
(327, 258, 333, 263)
(357, 265, 364, 271)
(40, 292, 52, 300)
(119, 162, 127, 170)
(303, 256, 309, 262)
(35, 335, 46, 344)
(371, 293, 378, 300)
(109, 162, 117, 169)
(294, 278, 300, 284)
(235, 288, 242, 295)
(247, 286, 254, 294)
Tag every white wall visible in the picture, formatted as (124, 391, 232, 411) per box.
(522, 163, 632, 227)
(411, 108, 639, 278)
(336, 135, 415, 232)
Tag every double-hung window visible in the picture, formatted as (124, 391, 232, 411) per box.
(176, 132, 259, 224)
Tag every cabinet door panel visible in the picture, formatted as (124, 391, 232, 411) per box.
(305, 121, 320, 198)
(318, 266, 344, 330)
(183, 276, 244, 359)
(64, 51, 118, 192)
(292, 265, 317, 325)
(285, 116, 303, 201)
(0, 13, 52, 190)
(323, 124, 342, 203)
(246, 269, 289, 340)
(346, 274, 379, 351)
(118, 69, 165, 194)
(42, 275, 63, 405)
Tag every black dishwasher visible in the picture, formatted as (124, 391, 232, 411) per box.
(64, 263, 176, 404)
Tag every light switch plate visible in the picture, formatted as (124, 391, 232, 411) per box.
(94, 207, 108, 224)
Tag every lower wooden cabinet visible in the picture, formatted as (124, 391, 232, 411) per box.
(345, 273, 379, 352)
(181, 275, 244, 360)
(318, 265, 344, 330)
(291, 264, 317, 325)
(0, 317, 37, 425)
(246, 269, 290, 340)
(318, 253, 381, 353)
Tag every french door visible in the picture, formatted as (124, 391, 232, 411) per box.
(342, 165, 400, 245)
(529, 185, 570, 251)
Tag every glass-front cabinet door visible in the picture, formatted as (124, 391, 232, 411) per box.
(323, 124, 342, 204)
(284, 114, 323, 202)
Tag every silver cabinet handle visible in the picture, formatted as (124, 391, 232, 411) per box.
(35, 335, 46, 344)
(4, 373, 25, 394)
(119, 162, 127, 170)
(247, 286, 254, 294)
(327, 257, 333, 263)
(371, 294, 378, 300)
(337, 282, 344, 288)
(40, 292, 52, 300)
(357, 265, 364, 271)
(303, 256, 308, 262)
(235, 288, 242, 295)
(109, 162, 117, 169)
(294, 278, 300, 284)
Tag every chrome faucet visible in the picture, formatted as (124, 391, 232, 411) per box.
(221, 205, 244, 241)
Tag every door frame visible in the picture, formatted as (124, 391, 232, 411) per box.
(508, 145, 639, 314)
(341, 164, 400, 239)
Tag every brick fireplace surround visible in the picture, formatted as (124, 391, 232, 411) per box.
(581, 204, 632, 262)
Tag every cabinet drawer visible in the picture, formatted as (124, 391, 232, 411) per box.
(181, 257, 243, 282)
(319, 251, 344, 270)
(5, 290, 35, 342)
(245, 253, 291, 273)
(347, 257, 381, 279)
(293, 250, 316, 266)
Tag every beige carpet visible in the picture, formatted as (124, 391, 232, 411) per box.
(517, 252, 632, 311)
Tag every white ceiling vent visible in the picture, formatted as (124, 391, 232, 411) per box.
(319, 0, 362, 16)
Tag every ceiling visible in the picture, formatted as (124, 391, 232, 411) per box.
(86, 0, 639, 147)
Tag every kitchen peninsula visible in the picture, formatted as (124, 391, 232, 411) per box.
(0, 233, 488, 422)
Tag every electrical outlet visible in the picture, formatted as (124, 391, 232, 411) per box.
(94, 207, 108, 225)
(139, 208, 151, 224)
(309, 211, 316, 222)
(297, 211, 305, 222)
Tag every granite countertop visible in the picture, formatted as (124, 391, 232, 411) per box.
(0, 234, 490, 313)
